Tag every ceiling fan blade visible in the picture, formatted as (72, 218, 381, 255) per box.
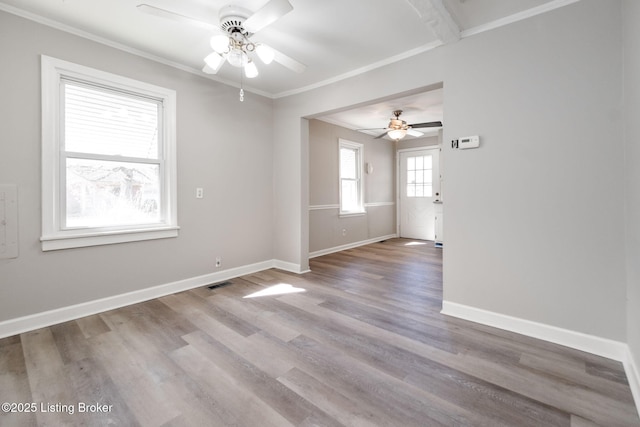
(244, 0, 293, 33)
(374, 131, 389, 139)
(137, 4, 221, 32)
(408, 121, 443, 128)
(407, 129, 424, 137)
(271, 47, 306, 73)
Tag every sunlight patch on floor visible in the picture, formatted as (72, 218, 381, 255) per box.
(243, 283, 306, 299)
(404, 241, 427, 246)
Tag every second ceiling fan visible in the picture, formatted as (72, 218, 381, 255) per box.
(371, 110, 442, 141)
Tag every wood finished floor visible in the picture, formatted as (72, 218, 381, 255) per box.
(1, 238, 638, 426)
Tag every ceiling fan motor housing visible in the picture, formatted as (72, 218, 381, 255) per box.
(389, 110, 409, 130)
(389, 118, 407, 130)
(219, 5, 251, 35)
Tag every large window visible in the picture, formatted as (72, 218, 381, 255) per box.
(339, 139, 364, 215)
(41, 56, 178, 250)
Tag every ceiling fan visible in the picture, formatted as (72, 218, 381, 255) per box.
(137, 0, 306, 84)
(364, 110, 443, 141)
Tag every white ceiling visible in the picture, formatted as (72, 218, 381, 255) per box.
(0, 0, 568, 136)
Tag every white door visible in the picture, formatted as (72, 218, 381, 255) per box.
(399, 148, 440, 240)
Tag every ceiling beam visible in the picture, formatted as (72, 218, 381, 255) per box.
(406, 0, 461, 44)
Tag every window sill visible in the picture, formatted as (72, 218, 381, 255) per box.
(41, 226, 179, 251)
(339, 210, 366, 218)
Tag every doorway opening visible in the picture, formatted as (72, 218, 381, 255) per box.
(306, 84, 444, 260)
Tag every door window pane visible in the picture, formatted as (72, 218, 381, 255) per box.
(407, 157, 415, 170)
(406, 155, 433, 198)
(425, 172, 433, 184)
(424, 155, 433, 169)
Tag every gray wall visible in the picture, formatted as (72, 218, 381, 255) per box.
(442, 0, 626, 340)
(623, 0, 640, 374)
(274, 0, 627, 341)
(0, 11, 274, 322)
(308, 119, 395, 254)
(396, 134, 439, 151)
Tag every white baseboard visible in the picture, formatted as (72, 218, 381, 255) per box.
(624, 347, 640, 419)
(272, 259, 310, 274)
(442, 300, 640, 417)
(309, 234, 398, 259)
(441, 300, 627, 360)
(0, 259, 302, 339)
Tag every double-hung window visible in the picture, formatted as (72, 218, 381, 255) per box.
(41, 56, 178, 250)
(339, 139, 365, 215)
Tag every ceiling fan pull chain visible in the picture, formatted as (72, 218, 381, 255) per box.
(239, 67, 245, 102)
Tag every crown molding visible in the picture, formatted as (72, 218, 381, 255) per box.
(271, 0, 582, 98)
(0, 2, 271, 98)
(0, 0, 582, 100)
(272, 41, 444, 99)
(460, 0, 581, 38)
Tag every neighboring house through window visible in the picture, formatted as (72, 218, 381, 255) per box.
(339, 138, 364, 215)
(41, 56, 178, 250)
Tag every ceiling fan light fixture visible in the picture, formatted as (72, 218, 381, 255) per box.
(227, 49, 248, 67)
(142, 0, 305, 101)
(244, 61, 259, 78)
(210, 34, 230, 53)
(204, 51, 224, 70)
(388, 128, 407, 140)
(256, 44, 275, 64)
(389, 118, 404, 128)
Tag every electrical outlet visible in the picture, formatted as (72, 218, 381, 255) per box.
(196, 188, 204, 199)
(342, 229, 347, 236)
(215, 257, 221, 268)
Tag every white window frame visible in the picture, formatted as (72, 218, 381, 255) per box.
(406, 153, 433, 198)
(41, 55, 178, 251)
(338, 139, 365, 216)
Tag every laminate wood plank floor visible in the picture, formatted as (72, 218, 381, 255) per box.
(1, 238, 638, 426)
